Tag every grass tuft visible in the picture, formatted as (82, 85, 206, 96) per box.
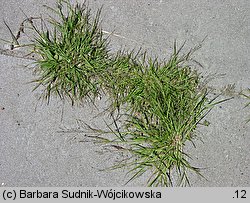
(31, 0, 110, 104)
(104, 43, 220, 186)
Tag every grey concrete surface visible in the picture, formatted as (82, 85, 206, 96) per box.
(0, 0, 249, 186)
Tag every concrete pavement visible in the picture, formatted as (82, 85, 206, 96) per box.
(0, 0, 249, 186)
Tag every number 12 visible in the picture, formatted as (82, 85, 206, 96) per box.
(235, 190, 246, 199)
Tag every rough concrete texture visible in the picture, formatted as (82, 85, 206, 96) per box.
(0, 0, 249, 186)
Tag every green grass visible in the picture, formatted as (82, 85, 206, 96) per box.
(31, 0, 110, 104)
(9, 0, 226, 186)
(103, 44, 220, 186)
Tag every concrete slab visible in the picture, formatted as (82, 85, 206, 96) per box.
(0, 0, 249, 186)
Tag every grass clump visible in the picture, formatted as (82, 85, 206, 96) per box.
(105, 44, 218, 186)
(6, 0, 225, 186)
(31, 0, 110, 103)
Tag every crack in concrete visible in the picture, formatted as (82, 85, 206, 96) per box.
(0, 47, 37, 61)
